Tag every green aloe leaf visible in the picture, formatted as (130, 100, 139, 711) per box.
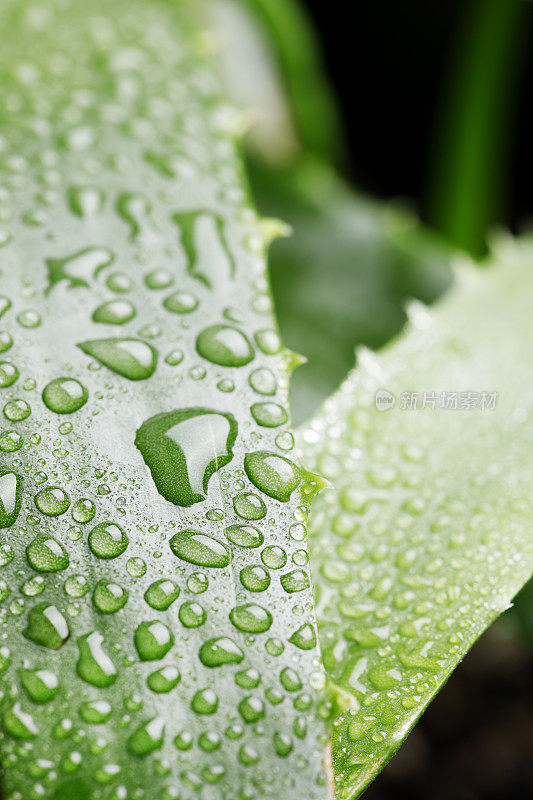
(299, 238, 533, 798)
(0, 1, 328, 798)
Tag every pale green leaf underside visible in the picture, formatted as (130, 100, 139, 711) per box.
(299, 239, 533, 798)
(0, 1, 328, 798)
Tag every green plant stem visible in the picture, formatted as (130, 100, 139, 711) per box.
(428, 0, 525, 257)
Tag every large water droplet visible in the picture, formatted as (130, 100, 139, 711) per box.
(289, 623, 317, 650)
(229, 603, 272, 633)
(134, 621, 174, 660)
(191, 689, 218, 715)
(88, 522, 128, 559)
(19, 668, 59, 704)
(76, 632, 118, 687)
(144, 579, 180, 610)
(135, 408, 237, 506)
(3, 398, 31, 421)
(232, 492, 266, 520)
(0, 470, 23, 528)
(169, 530, 231, 568)
(34, 486, 71, 516)
(239, 696, 265, 723)
(92, 299, 136, 325)
(163, 291, 198, 314)
(71, 498, 95, 523)
(147, 665, 181, 693)
(0, 362, 19, 387)
(26, 534, 69, 572)
(79, 699, 112, 724)
(3, 703, 38, 739)
(198, 637, 244, 667)
(250, 402, 287, 428)
(196, 324, 254, 367)
(244, 451, 301, 502)
(240, 565, 270, 592)
(46, 247, 113, 292)
(42, 378, 88, 414)
(92, 579, 128, 613)
(78, 338, 157, 381)
(179, 601, 206, 628)
(128, 716, 165, 756)
(23, 603, 69, 649)
(280, 569, 310, 594)
(225, 524, 264, 548)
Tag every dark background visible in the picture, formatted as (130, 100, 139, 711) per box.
(305, 0, 533, 238)
(303, 1, 533, 798)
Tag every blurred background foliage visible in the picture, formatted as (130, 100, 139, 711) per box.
(211, 0, 533, 796)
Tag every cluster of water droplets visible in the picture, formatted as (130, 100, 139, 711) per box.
(0, 1, 328, 798)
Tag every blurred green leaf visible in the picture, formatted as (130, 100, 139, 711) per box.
(298, 237, 533, 798)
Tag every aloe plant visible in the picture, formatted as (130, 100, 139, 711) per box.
(0, 1, 531, 799)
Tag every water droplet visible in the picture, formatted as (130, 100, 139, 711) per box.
(76, 631, 117, 687)
(199, 637, 244, 667)
(239, 696, 265, 723)
(134, 621, 174, 660)
(0, 296, 11, 318)
(135, 408, 237, 506)
(19, 668, 59, 704)
(187, 571, 209, 593)
(0, 333, 13, 353)
(229, 603, 272, 633)
(128, 716, 165, 756)
(106, 272, 131, 293)
(163, 291, 198, 314)
(68, 185, 105, 217)
(26, 534, 69, 572)
(280, 667, 302, 692)
(196, 324, 254, 367)
(79, 699, 112, 724)
(174, 730, 194, 750)
(126, 556, 146, 577)
(144, 579, 180, 610)
(42, 378, 88, 414)
(254, 329, 281, 355)
(0, 362, 19, 387)
(34, 486, 71, 516)
(0, 429, 22, 452)
(88, 522, 128, 559)
(71, 498, 95, 523)
(261, 545, 287, 569)
(244, 451, 301, 502)
(289, 623, 317, 650)
(92, 579, 128, 613)
(92, 299, 136, 325)
(191, 688, 218, 715)
(17, 309, 41, 328)
(235, 668, 261, 688)
(3, 398, 31, 421)
(169, 530, 231, 568)
(23, 602, 69, 649)
(64, 574, 89, 598)
(280, 569, 310, 594)
(233, 492, 266, 520)
(3, 702, 38, 739)
(78, 338, 157, 380)
(147, 665, 181, 693)
(0, 470, 23, 528)
(273, 732, 293, 756)
(179, 601, 206, 628)
(145, 269, 174, 289)
(240, 565, 270, 592)
(250, 402, 287, 428)
(46, 247, 113, 293)
(225, 524, 264, 548)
